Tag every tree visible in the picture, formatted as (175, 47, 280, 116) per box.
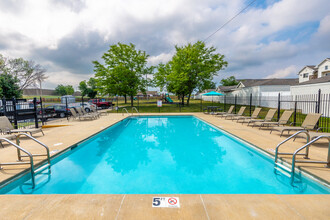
(0, 54, 47, 90)
(154, 41, 227, 105)
(79, 77, 98, 99)
(55, 84, 74, 96)
(0, 74, 22, 98)
(220, 76, 239, 86)
(93, 43, 151, 106)
(66, 85, 74, 95)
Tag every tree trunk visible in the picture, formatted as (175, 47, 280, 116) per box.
(181, 95, 185, 106)
(124, 95, 127, 104)
(187, 94, 191, 106)
(130, 95, 134, 107)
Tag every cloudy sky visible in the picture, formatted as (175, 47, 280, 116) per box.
(0, 0, 329, 90)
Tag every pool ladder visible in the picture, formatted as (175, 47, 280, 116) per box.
(274, 130, 330, 184)
(122, 108, 129, 116)
(132, 107, 140, 115)
(122, 107, 140, 116)
(0, 133, 51, 188)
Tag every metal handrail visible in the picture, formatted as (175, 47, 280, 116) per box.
(291, 135, 330, 183)
(122, 108, 129, 116)
(0, 133, 51, 188)
(132, 107, 140, 115)
(16, 133, 51, 165)
(0, 138, 35, 186)
(274, 130, 310, 165)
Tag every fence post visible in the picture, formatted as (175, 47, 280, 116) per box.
(224, 95, 226, 111)
(316, 89, 321, 113)
(234, 95, 237, 114)
(82, 96, 84, 106)
(277, 93, 281, 121)
(316, 89, 321, 128)
(116, 96, 119, 113)
(40, 96, 44, 125)
(200, 98, 202, 112)
(33, 97, 39, 128)
(249, 94, 252, 117)
(12, 98, 18, 129)
(65, 97, 69, 121)
(293, 99, 297, 126)
(2, 98, 7, 116)
(138, 95, 139, 111)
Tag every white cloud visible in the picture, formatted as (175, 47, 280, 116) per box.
(148, 53, 173, 66)
(44, 72, 92, 89)
(265, 65, 297, 79)
(0, 0, 329, 88)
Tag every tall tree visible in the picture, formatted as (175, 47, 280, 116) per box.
(55, 84, 74, 96)
(0, 74, 22, 98)
(93, 43, 151, 106)
(154, 41, 227, 105)
(0, 54, 47, 90)
(79, 77, 98, 99)
(220, 76, 239, 86)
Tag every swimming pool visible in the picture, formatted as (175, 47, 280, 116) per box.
(0, 116, 329, 194)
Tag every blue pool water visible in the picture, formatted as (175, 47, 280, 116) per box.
(0, 116, 329, 194)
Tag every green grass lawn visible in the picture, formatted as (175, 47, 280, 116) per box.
(112, 97, 224, 113)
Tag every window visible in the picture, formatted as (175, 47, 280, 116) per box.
(325, 65, 328, 70)
(303, 73, 308, 78)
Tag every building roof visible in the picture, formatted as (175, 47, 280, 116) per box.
(217, 85, 237, 92)
(316, 58, 330, 67)
(306, 65, 318, 70)
(137, 91, 159, 95)
(298, 65, 318, 74)
(238, 78, 298, 87)
(203, 89, 216, 93)
(295, 75, 330, 85)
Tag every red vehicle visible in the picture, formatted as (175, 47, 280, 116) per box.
(88, 99, 113, 109)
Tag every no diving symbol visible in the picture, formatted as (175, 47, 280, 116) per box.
(168, 197, 177, 205)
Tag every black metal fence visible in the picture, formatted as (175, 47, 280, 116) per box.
(0, 97, 42, 130)
(211, 89, 330, 132)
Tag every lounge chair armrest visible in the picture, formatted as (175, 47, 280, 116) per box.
(316, 127, 325, 132)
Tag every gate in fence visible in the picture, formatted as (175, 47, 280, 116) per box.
(0, 97, 41, 129)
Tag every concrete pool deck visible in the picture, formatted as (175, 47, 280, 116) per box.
(0, 113, 329, 219)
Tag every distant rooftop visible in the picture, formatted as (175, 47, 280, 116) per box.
(238, 78, 298, 87)
(295, 75, 330, 85)
(217, 85, 237, 92)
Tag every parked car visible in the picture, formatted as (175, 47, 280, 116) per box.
(68, 102, 95, 112)
(88, 99, 113, 109)
(45, 104, 72, 118)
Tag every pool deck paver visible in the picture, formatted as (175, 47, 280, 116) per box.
(0, 112, 329, 219)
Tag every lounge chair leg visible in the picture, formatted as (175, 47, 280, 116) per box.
(0, 141, 4, 148)
(41, 130, 44, 136)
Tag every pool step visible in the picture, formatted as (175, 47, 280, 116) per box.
(34, 163, 51, 174)
(274, 163, 292, 178)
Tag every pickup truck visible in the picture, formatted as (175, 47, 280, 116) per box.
(88, 99, 113, 109)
